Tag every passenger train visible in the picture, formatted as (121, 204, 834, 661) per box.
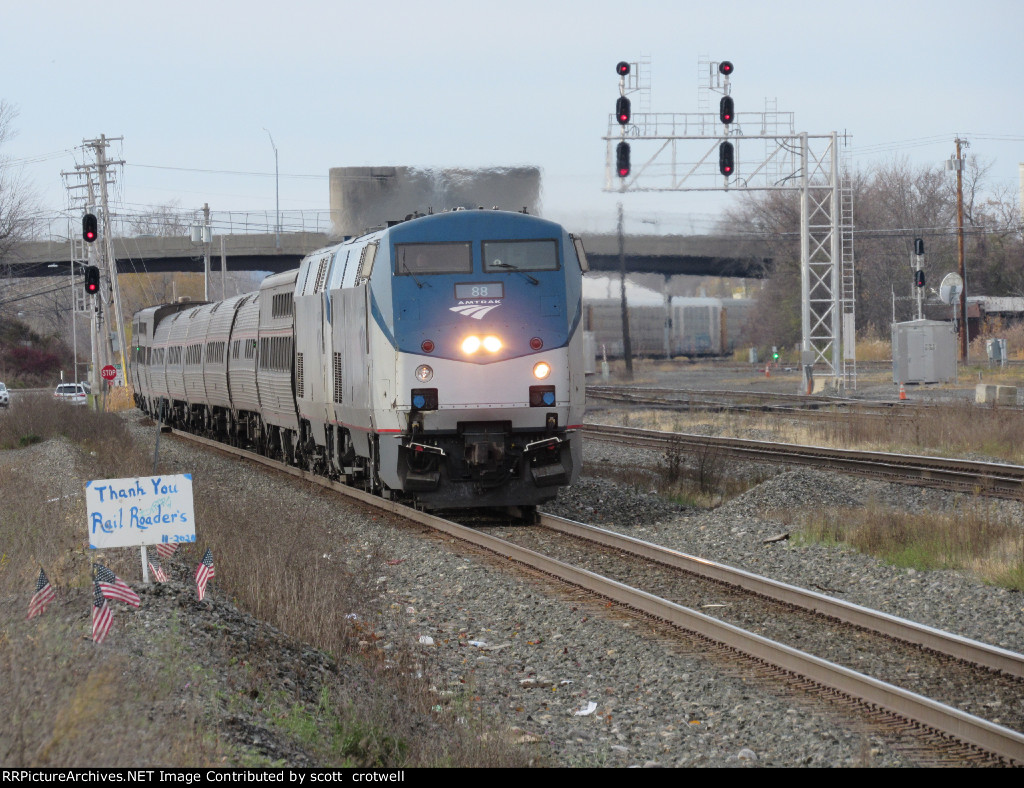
(131, 209, 587, 513)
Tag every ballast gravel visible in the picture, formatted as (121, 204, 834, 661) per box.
(19, 411, 1023, 768)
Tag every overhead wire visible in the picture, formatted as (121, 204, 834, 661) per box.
(127, 162, 327, 180)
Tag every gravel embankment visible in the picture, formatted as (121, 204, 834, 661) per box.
(15, 413, 1023, 768)
(551, 441, 1024, 655)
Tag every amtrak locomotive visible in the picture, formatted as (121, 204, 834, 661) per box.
(131, 209, 587, 513)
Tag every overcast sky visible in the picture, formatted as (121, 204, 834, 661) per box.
(3, 0, 1022, 236)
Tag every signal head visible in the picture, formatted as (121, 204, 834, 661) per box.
(615, 96, 631, 125)
(616, 61, 630, 76)
(718, 61, 734, 76)
(718, 141, 735, 178)
(84, 265, 100, 294)
(82, 213, 98, 243)
(914, 237, 925, 256)
(719, 95, 734, 125)
(616, 141, 631, 178)
(718, 142, 735, 175)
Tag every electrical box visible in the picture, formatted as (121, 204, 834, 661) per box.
(892, 320, 957, 384)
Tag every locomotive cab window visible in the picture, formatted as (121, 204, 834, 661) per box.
(395, 242, 472, 276)
(483, 240, 559, 272)
(570, 234, 590, 272)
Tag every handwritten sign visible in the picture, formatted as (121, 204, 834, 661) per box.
(86, 474, 196, 549)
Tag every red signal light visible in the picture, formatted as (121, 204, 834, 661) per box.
(616, 96, 631, 125)
(616, 141, 631, 178)
(616, 61, 630, 76)
(718, 61, 734, 76)
(718, 141, 735, 177)
(719, 96, 734, 125)
(82, 213, 98, 243)
(84, 265, 100, 294)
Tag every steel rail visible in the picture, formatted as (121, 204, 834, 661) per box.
(537, 513, 1024, 679)
(588, 391, 895, 419)
(588, 385, 844, 406)
(583, 422, 1024, 497)
(586, 385, 943, 415)
(170, 427, 1024, 765)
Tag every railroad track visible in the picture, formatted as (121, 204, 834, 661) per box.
(498, 515, 1024, 760)
(586, 384, 946, 418)
(170, 427, 1024, 765)
(583, 422, 1024, 499)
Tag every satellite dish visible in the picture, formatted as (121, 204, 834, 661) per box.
(939, 273, 963, 305)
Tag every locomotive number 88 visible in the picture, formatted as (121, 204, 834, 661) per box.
(131, 209, 587, 515)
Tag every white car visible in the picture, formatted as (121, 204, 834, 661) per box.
(0, 381, 8, 408)
(54, 383, 88, 405)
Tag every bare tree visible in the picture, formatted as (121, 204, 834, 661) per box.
(122, 200, 190, 237)
(0, 101, 39, 264)
(721, 155, 1023, 341)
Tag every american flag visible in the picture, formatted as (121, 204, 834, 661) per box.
(92, 581, 113, 644)
(194, 548, 215, 601)
(148, 556, 168, 583)
(156, 542, 178, 560)
(27, 568, 55, 620)
(94, 564, 141, 607)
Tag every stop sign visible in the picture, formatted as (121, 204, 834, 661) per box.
(101, 365, 117, 381)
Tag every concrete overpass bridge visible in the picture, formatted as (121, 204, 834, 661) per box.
(4, 231, 772, 279)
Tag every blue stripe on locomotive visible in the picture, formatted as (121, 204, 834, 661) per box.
(367, 211, 581, 362)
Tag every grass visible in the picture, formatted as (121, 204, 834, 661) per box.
(605, 387, 1024, 465)
(0, 401, 536, 768)
(794, 501, 1024, 590)
(2, 596, 226, 767)
(808, 399, 1024, 464)
(587, 360, 1024, 591)
(585, 414, 770, 510)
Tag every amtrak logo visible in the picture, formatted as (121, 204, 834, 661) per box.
(450, 300, 501, 319)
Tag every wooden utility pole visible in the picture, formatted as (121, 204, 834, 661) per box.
(954, 137, 968, 361)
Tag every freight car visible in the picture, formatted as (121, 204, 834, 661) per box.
(583, 296, 754, 358)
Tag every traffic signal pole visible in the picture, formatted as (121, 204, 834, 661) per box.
(954, 137, 968, 361)
(617, 202, 633, 379)
(614, 62, 634, 380)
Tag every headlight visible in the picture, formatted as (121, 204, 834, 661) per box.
(415, 365, 433, 383)
(462, 335, 503, 354)
(533, 362, 551, 379)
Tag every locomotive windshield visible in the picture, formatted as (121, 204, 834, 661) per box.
(395, 242, 472, 275)
(483, 239, 559, 272)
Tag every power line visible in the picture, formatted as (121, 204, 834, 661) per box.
(0, 279, 75, 308)
(127, 163, 326, 180)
